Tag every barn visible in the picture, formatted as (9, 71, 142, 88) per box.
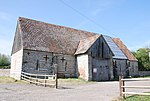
(10, 17, 138, 81)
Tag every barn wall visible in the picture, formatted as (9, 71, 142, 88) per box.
(138, 71, 150, 76)
(10, 49, 23, 80)
(129, 61, 138, 76)
(22, 50, 77, 77)
(114, 59, 127, 76)
(77, 54, 89, 81)
(91, 58, 112, 81)
(89, 37, 112, 59)
(88, 37, 113, 81)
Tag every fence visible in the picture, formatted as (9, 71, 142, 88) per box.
(21, 71, 58, 88)
(119, 76, 150, 98)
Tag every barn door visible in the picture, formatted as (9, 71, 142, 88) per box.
(97, 66, 109, 81)
(92, 59, 110, 81)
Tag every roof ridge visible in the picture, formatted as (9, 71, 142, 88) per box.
(13, 17, 96, 55)
(18, 17, 97, 35)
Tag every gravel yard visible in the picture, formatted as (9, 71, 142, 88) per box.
(0, 69, 149, 101)
(0, 81, 120, 101)
(0, 79, 150, 101)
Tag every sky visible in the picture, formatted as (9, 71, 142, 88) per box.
(0, 0, 150, 55)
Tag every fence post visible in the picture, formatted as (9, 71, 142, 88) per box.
(54, 64, 58, 89)
(36, 74, 38, 85)
(45, 75, 46, 87)
(30, 74, 31, 84)
(119, 75, 125, 98)
(55, 73, 58, 89)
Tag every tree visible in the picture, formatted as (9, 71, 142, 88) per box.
(134, 48, 150, 71)
(0, 53, 10, 66)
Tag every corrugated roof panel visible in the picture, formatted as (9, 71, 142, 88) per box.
(103, 35, 127, 59)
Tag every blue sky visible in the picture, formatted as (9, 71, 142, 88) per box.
(0, 0, 150, 55)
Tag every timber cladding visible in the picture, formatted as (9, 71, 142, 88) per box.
(22, 49, 77, 78)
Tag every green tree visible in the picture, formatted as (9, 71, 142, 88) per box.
(134, 48, 150, 71)
(0, 53, 10, 66)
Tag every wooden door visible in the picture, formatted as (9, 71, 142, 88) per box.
(92, 59, 109, 81)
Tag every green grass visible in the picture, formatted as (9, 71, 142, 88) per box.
(134, 76, 150, 78)
(58, 78, 95, 85)
(0, 66, 10, 69)
(0, 76, 27, 84)
(0, 76, 93, 85)
(123, 95, 150, 101)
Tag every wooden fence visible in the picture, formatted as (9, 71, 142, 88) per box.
(119, 76, 150, 98)
(21, 72, 58, 88)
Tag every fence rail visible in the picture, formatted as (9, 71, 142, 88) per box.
(21, 71, 58, 88)
(119, 76, 150, 98)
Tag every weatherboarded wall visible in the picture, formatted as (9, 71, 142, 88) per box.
(22, 49, 77, 78)
(90, 37, 113, 81)
(138, 71, 150, 76)
(10, 49, 23, 80)
(129, 61, 138, 76)
(114, 59, 127, 76)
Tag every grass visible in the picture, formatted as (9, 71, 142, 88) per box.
(0, 76, 93, 85)
(114, 94, 150, 101)
(0, 66, 10, 69)
(137, 76, 150, 78)
(0, 76, 27, 84)
(123, 95, 150, 101)
(58, 78, 95, 85)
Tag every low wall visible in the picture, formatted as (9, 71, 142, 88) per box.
(0, 69, 10, 76)
(138, 71, 150, 76)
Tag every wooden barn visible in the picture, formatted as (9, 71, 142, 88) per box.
(10, 17, 138, 81)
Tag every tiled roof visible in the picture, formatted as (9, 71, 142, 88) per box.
(113, 38, 138, 61)
(75, 34, 100, 55)
(103, 35, 127, 59)
(18, 17, 96, 55)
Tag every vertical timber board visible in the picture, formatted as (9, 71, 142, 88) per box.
(22, 50, 76, 77)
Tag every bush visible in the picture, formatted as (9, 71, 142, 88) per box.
(0, 53, 10, 67)
(134, 48, 150, 71)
